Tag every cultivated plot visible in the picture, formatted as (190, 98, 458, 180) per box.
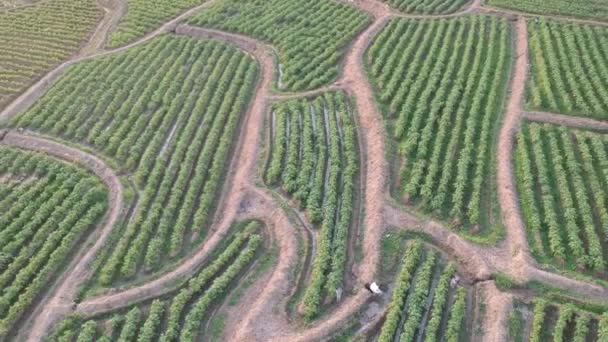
(0, 0, 101, 110)
(12, 34, 258, 287)
(189, 0, 369, 91)
(0, 147, 107, 337)
(366, 15, 511, 235)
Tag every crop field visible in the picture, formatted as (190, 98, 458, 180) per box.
(0, 147, 107, 337)
(107, 0, 203, 48)
(264, 91, 358, 319)
(47, 221, 264, 342)
(526, 19, 608, 119)
(515, 122, 608, 276)
(189, 0, 369, 91)
(510, 299, 608, 341)
(0, 0, 101, 110)
(487, 0, 608, 21)
(382, 0, 469, 14)
(12, 34, 258, 286)
(376, 240, 468, 342)
(3, 0, 608, 340)
(366, 16, 511, 232)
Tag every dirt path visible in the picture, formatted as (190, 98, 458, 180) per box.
(477, 281, 513, 342)
(0, 131, 124, 341)
(80, 0, 127, 55)
(495, 17, 533, 281)
(524, 111, 608, 131)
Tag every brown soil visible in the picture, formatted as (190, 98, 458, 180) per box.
(477, 281, 513, 342)
(524, 111, 608, 131)
(496, 17, 534, 280)
(0, 131, 124, 341)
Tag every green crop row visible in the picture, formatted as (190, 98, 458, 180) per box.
(0, 147, 107, 337)
(189, 0, 369, 91)
(515, 123, 608, 275)
(0, 0, 101, 110)
(527, 19, 608, 119)
(367, 16, 510, 231)
(48, 221, 263, 341)
(13, 35, 258, 285)
(383, 0, 468, 14)
(264, 92, 358, 320)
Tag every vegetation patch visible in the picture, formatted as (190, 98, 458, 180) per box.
(189, 0, 369, 91)
(0, 146, 107, 337)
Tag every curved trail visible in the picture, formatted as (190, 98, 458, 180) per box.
(479, 5, 608, 27)
(0, 131, 124, 341)
(495, 17, 533, 280)
(524, 111, 608, 131)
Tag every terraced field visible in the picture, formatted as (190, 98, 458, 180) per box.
(47, 221, 264, 342)
(515, 122, 608, 277)
(487, 0, 608, 21)
(526, 19, 608, 119)
(264, 91, 358, 320)
(0, 0, 101, 110)
(189, 0, 369, 91)
(366, 15, 511, 233)
(382, 0, 469, 14)
(0, 147, 107, 337)
(12, 34, 258, 286)
(377, 240, 468, 342)
(1, 0, 608, 340)
(107, 0, 204, 48)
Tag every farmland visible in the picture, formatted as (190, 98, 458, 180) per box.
(264, 91, 358, 320)
(1, 0, 608, 340)
(107, 0, 204, 48)
(47, 221, 264, 342)
(0, 146, 107, 337)
(515, 122, 608, 277)
(487, 0, 608, 21)
(12, 34, 258, 286)
(366, 15, 511, 233)
(509, 299, 608, 342)
(189, 0, 369, 91)
(0, 0, 101, 110)
(382, 0, 469, 14)
(377, 240, 468, 342)
(526, 19, 608, 119)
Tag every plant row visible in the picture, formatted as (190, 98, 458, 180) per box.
(383, 0, 468, 14)
(527, 19, 608, 119)
(47, 221, 264, 342)
(107, 0, 204, 48)
(366, 16, 511, 230)
(189, 0, 369, 91)
(378, 240, 466, 342)
(514, 123, 608, 274)
(0, 0, 101, 110)
(487, 0, 608, 21)
(0, 147, 107, 337)
(529, 299, 607, 341)
(264, 92, 358, 320)
(13, 35, 259, 285)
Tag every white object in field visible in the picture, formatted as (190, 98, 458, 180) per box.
(450, 275, 460, 288)
(370, 282, 382, 295)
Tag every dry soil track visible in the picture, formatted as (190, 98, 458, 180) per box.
(0, 131, 124, 342)
(524, 111, 608, 131)
(3, 0, 608, 340)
